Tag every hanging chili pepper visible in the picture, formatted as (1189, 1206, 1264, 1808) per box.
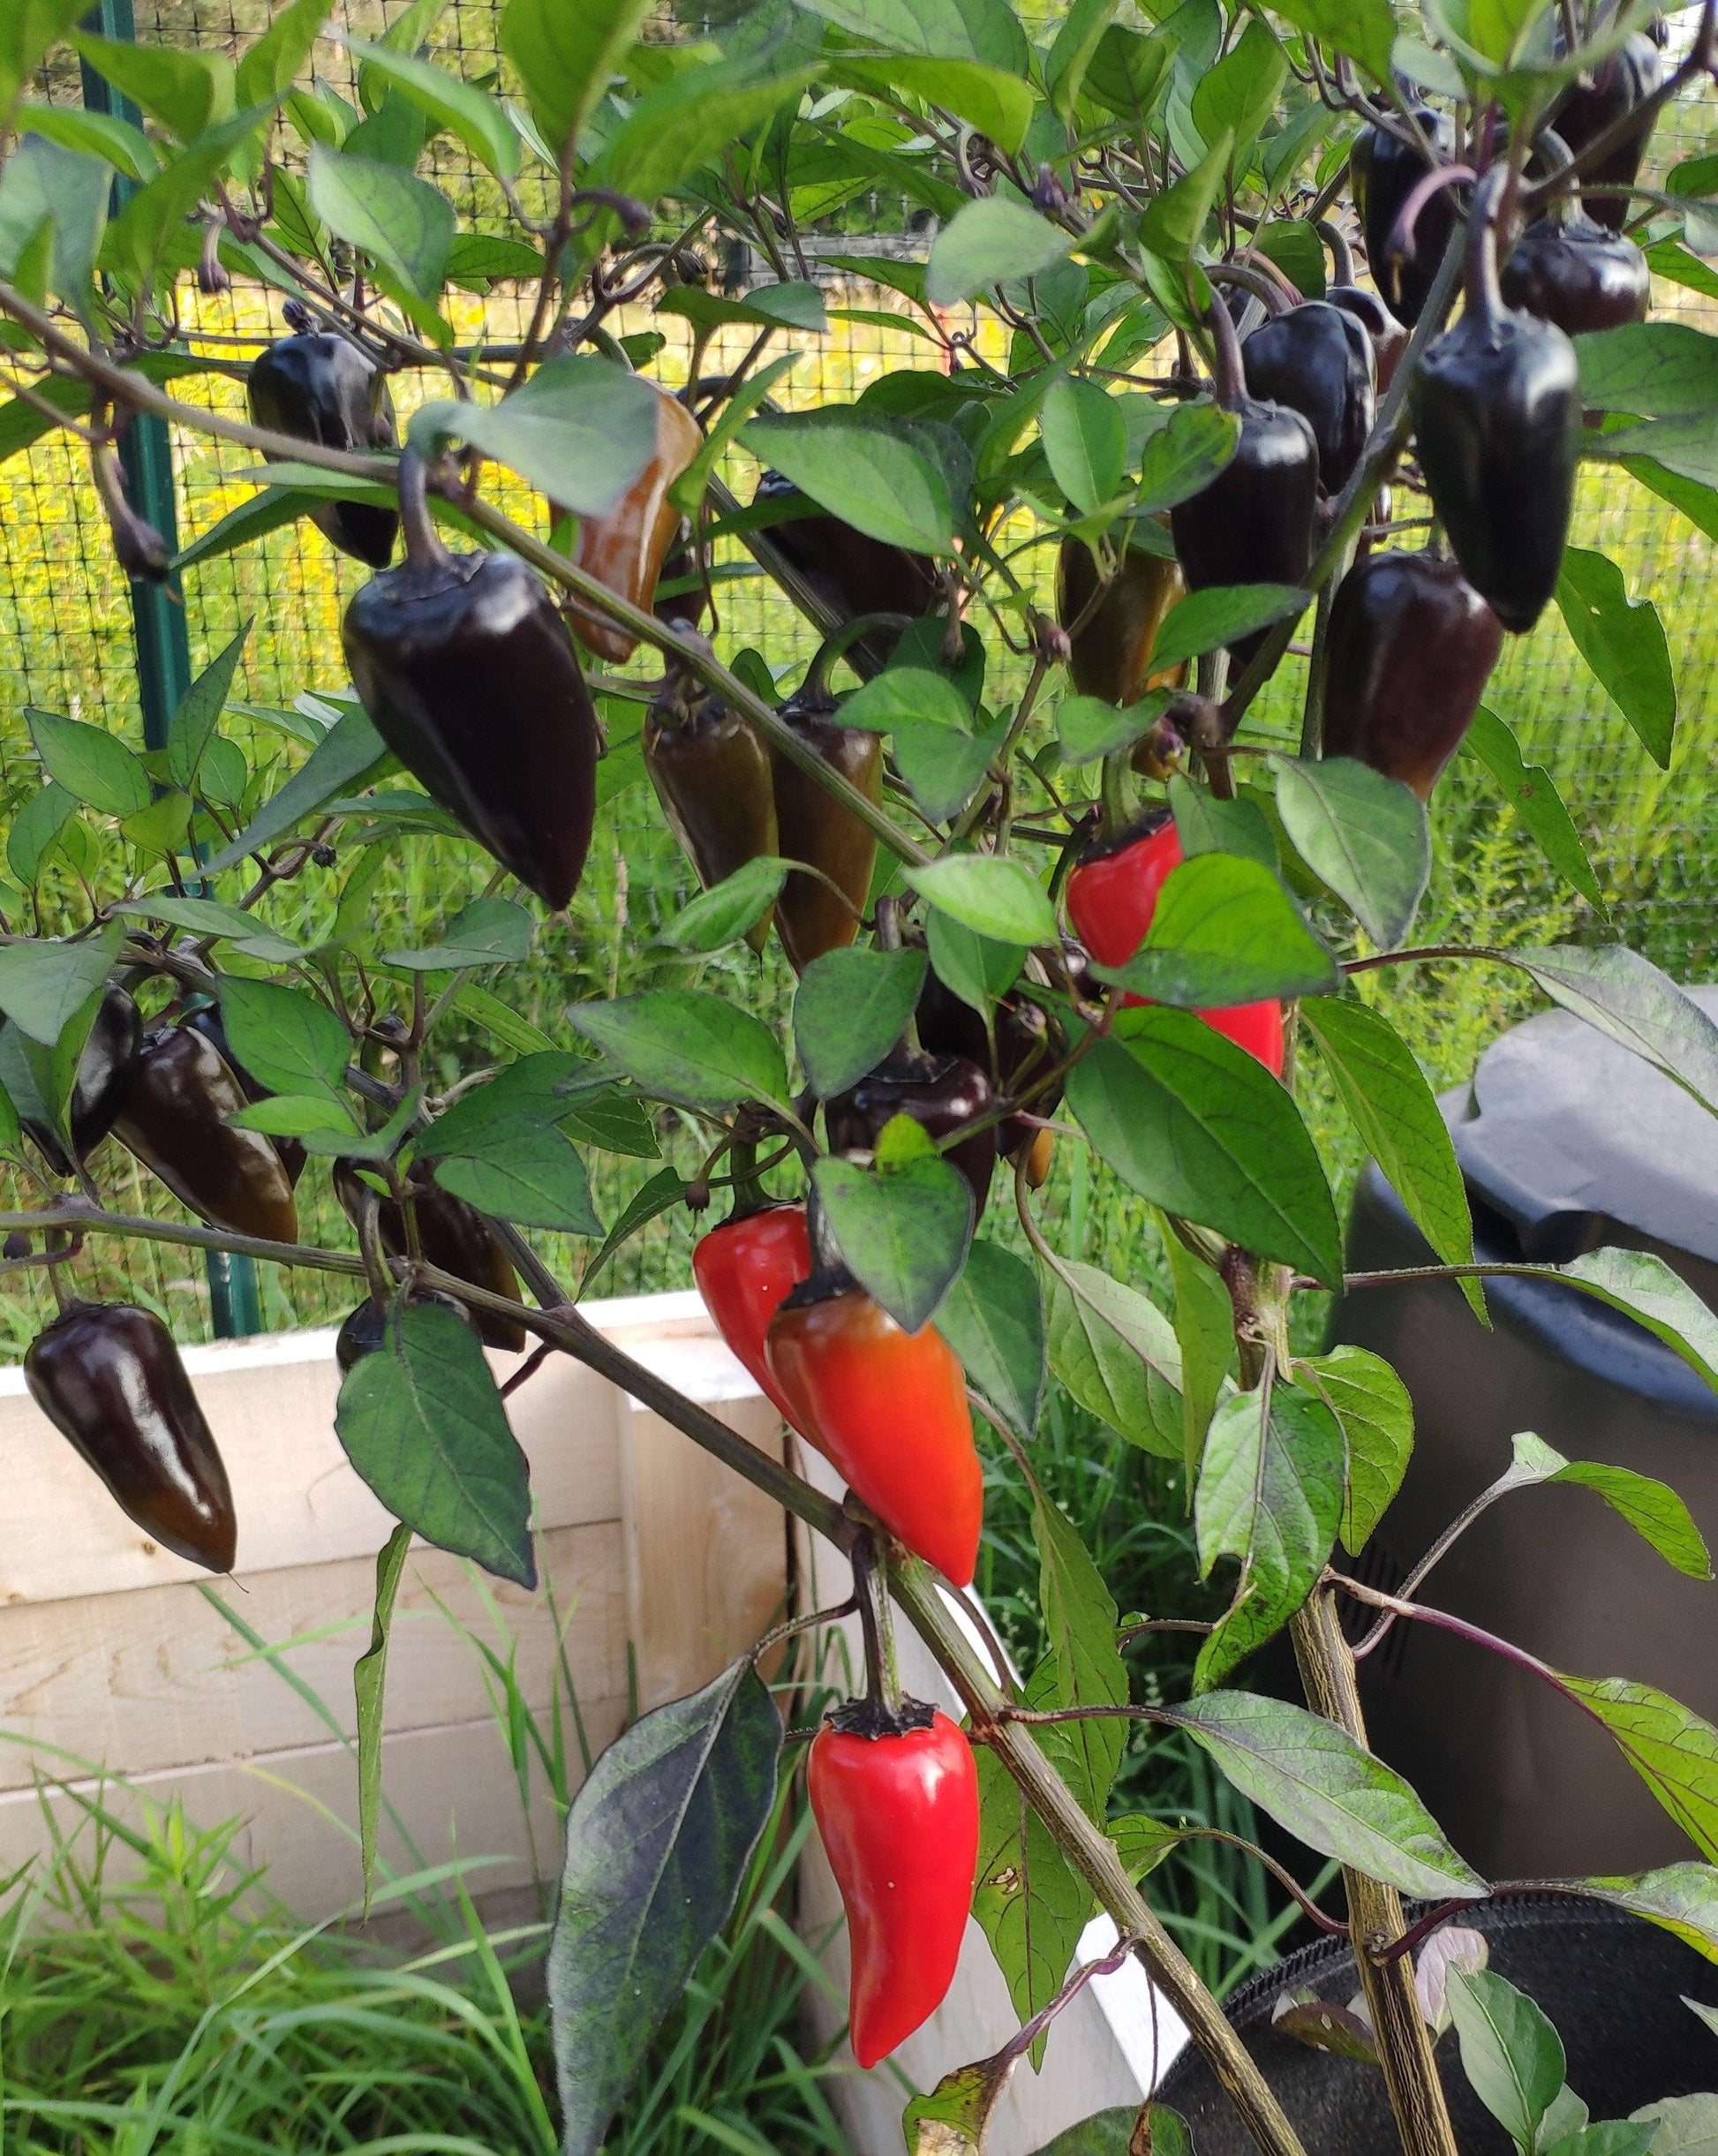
(692, 1196, 810, 1427)
(825, 1043, 998, 1214)
(567, 382, 704, 663)
(182, 1003, 307, 1190)
(915, 964, 1061, 1172)
(1242, 300, 1377, 496)
(1170, 300, 1318, 644)
(770, 670, 881, 974)
(1057, 533, 1187, 708)
(1321, 552, 1503, 798)
(1351, 109, 1458, 324)
(343, 450, 599, 910)
(335, 1290, 478, 1372)
(1320, 221, 1411, 396)
(113, 1024, 299, 1244)
(1553, 32, 1663, 232)
(645, 633, 779, 953)
(26, 1301, 237, 1572)
(1413, 167, 1580, 634)
(332, 1158, 527, 1353)
(1499, 209, 1649, 334)
(246, 305, 399, 569)
(809, 1702, 980, 2068)
(752, 470, 938, 677)
(765, 1210, 982, 1585)
(18, 982, 141, 1172)
(1065, 814, 1285, 1074)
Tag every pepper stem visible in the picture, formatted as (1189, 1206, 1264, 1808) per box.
(1203, 295, 1248, 412)
(1466, 163, 1511, 334)
(1316, 217, 1354, 289)
(853, 1534, 903, 1716)
(397, 446, 455, 573)
(803, 610, 914, 696)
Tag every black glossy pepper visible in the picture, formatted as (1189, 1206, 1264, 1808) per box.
(247, 306, 399, 568)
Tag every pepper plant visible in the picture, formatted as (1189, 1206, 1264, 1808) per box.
(0, 0, 1716, 2150)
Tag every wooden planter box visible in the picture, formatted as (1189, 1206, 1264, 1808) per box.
(0, 1288, 1172, 2152)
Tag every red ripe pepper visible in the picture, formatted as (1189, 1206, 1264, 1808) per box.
(809, 1704, 979, 2068)
(765, 1282, 982, 1587)
(692, 1200, 811, 1430)
(1065, 815, 1285, 1076)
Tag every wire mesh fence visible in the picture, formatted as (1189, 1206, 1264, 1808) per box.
(0, 0, 1714, 1343)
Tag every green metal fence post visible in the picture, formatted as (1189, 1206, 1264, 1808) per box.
(79, 0, 262, 1338)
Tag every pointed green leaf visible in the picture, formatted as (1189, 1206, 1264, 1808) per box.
(812, 1149, 973, 1332)
(1272, 754, 1429, 949)
(1556, 547, 1677, 769)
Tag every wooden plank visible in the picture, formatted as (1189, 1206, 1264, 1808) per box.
(0, 1703, 627, 1926)
(0, 1521, 624, 1791)
(619, 1393, 790, 1713)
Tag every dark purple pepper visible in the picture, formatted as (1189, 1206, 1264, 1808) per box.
(1242, 300, 1377, 494)
(752, 470, 938, 678)
(825, 1044, 998, 1215)
(20, 983, 141, 1172)
(1553, 34, 1663, 232)
(1499, 212, 1650, 335)
(1351, 109, 1458, 324)
(1328, 285, 1410, 396)
(332, 1157, 525, 1353)
(247, 315, 399, 568)
(182, 1002, 307, 1189)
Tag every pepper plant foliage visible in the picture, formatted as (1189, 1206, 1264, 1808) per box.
(2, 0, 1718, 2146)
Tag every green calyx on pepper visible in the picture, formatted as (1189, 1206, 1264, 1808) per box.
(246, 302, 400, 569)
(1321, 550, 1503, 797)
(343, 449, 599, 911)
(1412, 165, 1580, 635)
(26, 1300, 237, 1573)
(644, 628, 780, 953)
(332, 1157, 525, 1353)
(113, 1022, 300, 1245)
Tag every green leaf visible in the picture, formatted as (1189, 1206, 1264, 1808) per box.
(1447, 1969, 1566, 2149)
(837, 55, 1034, 155)
(1150, 584, 1307, 671)
(658, 280, 825, 335)
(1083, 24, 1175, 121)
(973, 1657, 1097, 2037)
(1174, 1689, 1486, 1898)
(1271, 754, 1430, 949)
(229, 1093, 358, 1140)
(907, 855, 1059, 947)
(237, 0, 329, 108)
(1194, 1381, 1345, 1687)
(1142, 129, 1232, 262)
(202, 706, 390, 872)
(938, 1239, 1045, 1436)
(1575, 322, 1718, 418)
(383, 897, 535, 972)
(742, 411, 953, 554)
(306, 141, 452, 303)
(73, 31, 232, 139)
(102, 108, 271, 291)
(796, 0, 1027, 70)
(411, 352, 660, 518)
(1036, 1493, 1127, 1819)
(1300, 1344, 1415, 1553)
(111, 893, 303, 964)
(549, 1660, 782, 2156)
(432, 1113, 602, 1237)
(668, 351, 798, 521)
(658, 856, 787, 954)
(354, 1520, 411, 1913)
(26, 707, 149, 818)
(578, 1163, 689, 1297)
(1045, 0, 1119, 119)
(1555, 1247, 1718, 1397)
(1267, 0, 1397, 79)
(1056, 690, 1172, 767)
(0, 927, 120, 1048)
(1462, 706, 1603, 911)
(501, 0, 652, 156)
(1299, 996, 1481, 1322)
(335, 1305, 534, 1586)
(1554, 547, 1677, 769)
(1170, 773, 1279, 873)
(1163, 1226, 1231, 1471)
(794, 945, 925, 1099)
(1192, 18, 1286, 155)
(1135, 401, 1240, 516)
(339, 36, 518, 179)
(6, 783, 76, 887)
(811, 1149, 973, 1333)
(895, 717, 999, 825)
(1594, 414, 1718, 491)
(1566, 1675, 1718, 1861)
(926, 909, 1025, 1012)
(0, 0, 97, 118)
(1044, 1255, 1184, 1459)
(1498, 1431, 1709, 1579)
(1094, 854, 1337, 1008)
(594, 61, 817, 210)
(925, 196, 1072, 308)
(1042, 375, 1127, 517)
(0, 135, 108, 313)
(1582, 1862, 1718, 1966)
(1515, 946, 1718, 1119)
(218, 976, 350, 1105)
(840, 667, 970, 735)
(1631, 2094, 1718, 2155)
(1067, 1019, 1343, 1284)
(569, 991, 787, 1112)
(167, 620, 251, 792)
